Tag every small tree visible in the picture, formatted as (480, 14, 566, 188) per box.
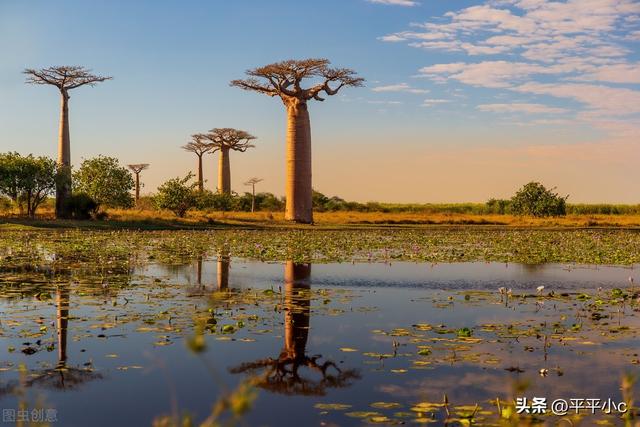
(202, 128, 257, 194)
(0, 152, 57, 218)
(510, 182, 568, 217)
(127, 163, 149, 204)
(154, 173, 197, 217)
(73, 156, 134, 208)
(244, 177, 263, 212)
(182, 135, 214, 192)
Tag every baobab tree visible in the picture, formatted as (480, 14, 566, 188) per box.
(231, 59, 363, 223)
(244, 177, 263, 212)
(182, 135, 214, 191)
(203, 128, 256, 194)
(24, 66, 111, 218)
(127, 163, 149, 204)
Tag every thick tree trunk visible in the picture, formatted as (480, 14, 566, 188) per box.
(283, 262, 311, 359)
(135, 173, 141, 203)
(285, 101, 313, 223)
(218, 148, 231, 194)
(56, 91, 72, 219)
(217, 255, 230, 290)
(197, 154, 204, 192)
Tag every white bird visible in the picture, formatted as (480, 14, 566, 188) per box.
(536, 285, 545, 294)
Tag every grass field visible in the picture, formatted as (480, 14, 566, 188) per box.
(3, 206, 640, 229)
(64, 208, 640, 228)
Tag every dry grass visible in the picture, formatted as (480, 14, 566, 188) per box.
(107, 209, 640, 228)
(4, 207, 640, 229)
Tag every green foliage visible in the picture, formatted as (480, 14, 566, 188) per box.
(510, 182, 568, 217)
(195, 190, 237, 212)
(154, 173, 198, 217)
(486, 198, 511, 214)
(63, 193, 100, 220)
(73, 156, 134, 208)
(0, 152, 57, 217)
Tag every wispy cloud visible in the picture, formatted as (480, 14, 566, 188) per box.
(366, 0, 418, 6)
(383, 0, 640, 136)
(422, 98, 450, 107)
(477, 103, 567, 114)
(371, 83, 429, 94)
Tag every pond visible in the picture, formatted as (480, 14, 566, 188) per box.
(1, 255, 639, 426)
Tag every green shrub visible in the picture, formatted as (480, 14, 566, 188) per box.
(510, 182, 567, 217)
(195, 191, 236, 212)
(73, 156, 134, 208)
(64, 193, 99, 220)
(154, 174, 197, 217)
(0, 152, 57, 217)
(486, 198, 511, 215)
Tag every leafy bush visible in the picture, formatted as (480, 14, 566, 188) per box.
(154, 174, 197, 217)
(73, 156, 134, 208)
(195, 190, 237, 212)
(510, 182, 568, 217)
(486, 198, 511, 215)
(0, 152, 57, 217)
(64, 193, 99, 220)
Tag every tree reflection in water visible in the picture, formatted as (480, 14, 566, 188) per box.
(24, 285, 102, 390)
(230, 262, 359, 395)
(217, 254, 230, 291)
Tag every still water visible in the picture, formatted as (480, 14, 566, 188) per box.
(1, 260, 639, 426)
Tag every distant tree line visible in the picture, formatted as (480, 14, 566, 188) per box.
(1, 152, 639, 219)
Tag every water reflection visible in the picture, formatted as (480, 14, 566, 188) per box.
(230, 262, 360, 395)
(26, 286, 102, 390)
(217, 254, 230, 291)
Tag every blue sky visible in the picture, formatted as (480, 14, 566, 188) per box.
(1, 0, 639, 202)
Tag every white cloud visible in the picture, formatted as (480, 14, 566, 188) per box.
(381, 0, 640, 84)
(422, 98, 451, 107)
(477, 103, 568, 114)
(367, 100, 403, 105)
(366, 0, 418, 6)
(419, 61, 554, 88)
(382, 0, 640, 139)
(575, 62, 640, 84)
(514, 82, 640, 116)
(371, 83, 429, 94)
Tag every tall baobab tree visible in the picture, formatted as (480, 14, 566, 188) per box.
(231, 59, 363, 223)
(24, 66, 112, 219)
(182, 135, 214, 191)
(127, 163, 149, 204)
(203, 128, 256, 194)
(244, 177, 263, 212)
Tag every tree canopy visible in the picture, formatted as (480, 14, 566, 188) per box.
(24, 66, 112, 92)
(203, 128, 256, 152)
(0, 152, 57, 217)
(73, 156, 134, 208)
(230, 58, 364, 103)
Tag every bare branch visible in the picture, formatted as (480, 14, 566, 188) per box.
(24, 66, 112, 92)
(202, 128, 257, 152)
(127, 164, 150, 174)
(244, 177, 264, 186)
(182, 135, 216, 156)
(230, 59, 364, 103)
